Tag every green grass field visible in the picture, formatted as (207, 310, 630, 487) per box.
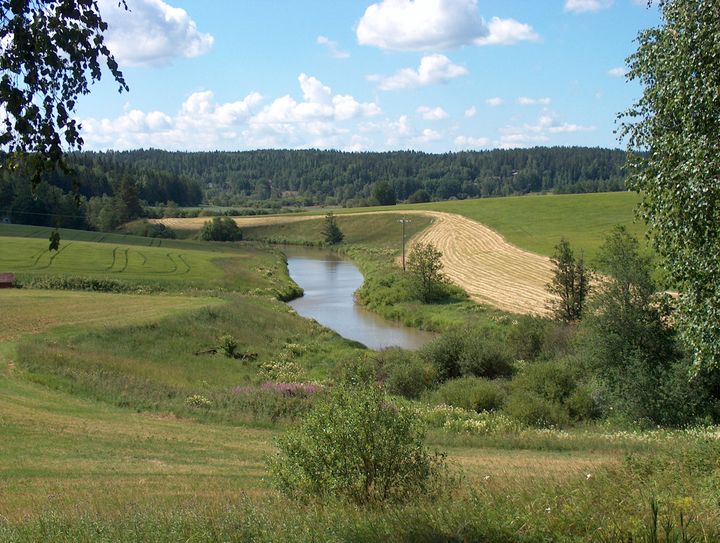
(0, 224, 298, 296)
(246, 191, 645, 261)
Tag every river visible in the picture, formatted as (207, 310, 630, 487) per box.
(283, 247, 436, 351)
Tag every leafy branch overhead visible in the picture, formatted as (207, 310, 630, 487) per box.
(0, 0, 128, 183)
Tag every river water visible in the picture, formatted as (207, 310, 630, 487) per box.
(284, 247, 436, 351)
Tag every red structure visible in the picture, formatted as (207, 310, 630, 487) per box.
(0, 273, 15, 288)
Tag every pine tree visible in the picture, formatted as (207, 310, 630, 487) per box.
(546, 238, 590, 323)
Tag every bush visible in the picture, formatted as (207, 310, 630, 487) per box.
(503, 358, 599, 426)
(373, 350, 436, 399)
(503, 392, 569, 428)
(419, 330, 465, 382)
(200, 216, 242, 241)
(426, 376, 507, 413)
(219, 334, 238, 358)
(268, 384, 449, 505)
(458, 331, 513, 379)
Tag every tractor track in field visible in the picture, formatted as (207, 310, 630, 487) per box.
(155, 211, 556, 315)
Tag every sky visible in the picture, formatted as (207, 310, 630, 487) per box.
(76, 0, 662, 153)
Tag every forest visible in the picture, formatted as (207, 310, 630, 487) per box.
(0, 146, 627, 230)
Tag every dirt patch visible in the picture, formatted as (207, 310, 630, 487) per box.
(156, 211, 555, 315)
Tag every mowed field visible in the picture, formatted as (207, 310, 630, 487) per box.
(157, 192, 642, 315)
(0, 224, 292, 294)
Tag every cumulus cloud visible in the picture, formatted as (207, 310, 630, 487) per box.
(253, 74, 381, 126)
(464, 106, 477, 117)
(415, 128, 442, 144)
(454, 135, 490, 148)
(607, 67, 627, 77)
(517, 96, 552, 106)
(485, 97, 504, 107)
(316, 35, 350, 59)
(417, 106, 449, 120)
(564, 0, 613, 13)
(100, 0, 213, 67)
(81, 75, 382, 151)
(368, 54, 468, 91)
(474, 17, 539, 46)
(497, 113, 595, 148)
(81, 91, 261, 149)
(356, 0, 538, 50)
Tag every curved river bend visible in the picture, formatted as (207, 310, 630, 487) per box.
(284, 247, 435, 351)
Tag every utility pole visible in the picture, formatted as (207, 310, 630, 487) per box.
(398, 216, 412, 271)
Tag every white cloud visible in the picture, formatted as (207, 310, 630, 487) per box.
(474, 17, 539, 46)
(100, 0, 213, 67)
(356, 0, 538, 50)
(564, 0, 613, 13)
(454, 135, 490, 148)
(517, 96, 552, 106)
(607, 67, 627, 77)
(81, 75, 381, 151)
(497, 112, 595, 148)
(317, 35, 350, 59)
(464, 106, 477, 117)
(485, 97, 504, 107)
(417, 106, 449, 121)
(369, 54, 468, 91)
(547, 123, 596, 134)
(415, 128, 442, 144)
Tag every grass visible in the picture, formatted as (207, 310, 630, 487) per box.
(237, 192, 645, 261)
(14, 293, 363, 422)
(0, 223, 298, 296)
(0, 289, 224, 341)
(3, 194, 718, 541)
(400, 192, 646, 261)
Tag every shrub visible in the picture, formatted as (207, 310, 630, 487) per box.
(503, 358, 599, 426)
(267, 384, 449, 505)
(458, 332, 513, 379)
(426, 376, 507, 413)
(507, 315, 551, 361)
(200, 216, 242, 241)
(511, 358, 578, 404)
(503, 392, 569, 428)
(420, 330, 465, 382)
(219, 334, 238, 358)
(362, 349, 436, 399)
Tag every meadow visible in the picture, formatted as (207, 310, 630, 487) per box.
(2, 194, 719, 542)
(0, 223, 299, 297)
(240, 191, 646, 261)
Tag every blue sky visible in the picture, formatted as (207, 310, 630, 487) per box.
(77, 0, 661, 153)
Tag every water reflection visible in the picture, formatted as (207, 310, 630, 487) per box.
(284, 247, 435, 351)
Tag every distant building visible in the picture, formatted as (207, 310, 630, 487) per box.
(0, 273, 15, 288)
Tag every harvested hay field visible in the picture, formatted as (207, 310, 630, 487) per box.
(404, 211, 554, 315)
(157, 211, 555, 315)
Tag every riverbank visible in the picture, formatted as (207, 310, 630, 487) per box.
(284, 246, 436, 350)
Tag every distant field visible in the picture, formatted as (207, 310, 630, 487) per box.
(0, 224, 294, 294)
(159, 192, 644, 262)
(405, 192, 645, 260)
